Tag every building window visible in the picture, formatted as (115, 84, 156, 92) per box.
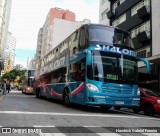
(137, 50, 146, 58)
(131, 21, 150, 38)
(136, 46, 150, 58)
(131, 0, 150, 16)
(112, 0, 126, 13)
(112, 13, 126, 27)
(147, 51, 150, 58)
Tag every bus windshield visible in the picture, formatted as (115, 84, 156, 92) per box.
(28, 78, 35, 87)
(28, 70, 35, 77)
(89, 27, 134, 49)
(92, 51, 138, 84)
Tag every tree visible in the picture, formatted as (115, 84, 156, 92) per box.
(1, 69, 27, 84)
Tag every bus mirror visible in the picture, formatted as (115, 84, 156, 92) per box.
(87, 50, 92, 65)
(137, 58, 150, 74)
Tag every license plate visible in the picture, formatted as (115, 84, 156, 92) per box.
(115, 101, 124, 104)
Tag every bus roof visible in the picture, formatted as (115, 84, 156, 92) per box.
(40, 23, 130, 61)
(81, 23, 130, 34)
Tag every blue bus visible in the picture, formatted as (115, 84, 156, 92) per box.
(35, 24, 150, 110)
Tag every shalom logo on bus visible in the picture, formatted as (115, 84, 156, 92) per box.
(95, 44, 136, 57)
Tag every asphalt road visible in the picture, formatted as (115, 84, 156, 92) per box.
(0, 90, 160, 136)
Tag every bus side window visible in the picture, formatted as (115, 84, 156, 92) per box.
(79, 27, 86, 48)
(51, 72, 57, 83)
(57, 67, 66, 83)
(70, 64, 76, 80)
(70, 58, 86, 81)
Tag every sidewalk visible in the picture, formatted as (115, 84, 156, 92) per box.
(0, 90, 22, 101)
(0, 94, 3, 101)
(5, 90, 22, 94)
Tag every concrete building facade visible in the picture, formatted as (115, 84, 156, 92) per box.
(35, 7, 91, 78)
(99, 0, 110, 25)
(14, 64, 24, 70)
(3, 32, 16, 74)
(99, 0, 160, 91)
(0, 0, 12, 74)
(27, 57, 35, 70)
(41, 7, 75, 58)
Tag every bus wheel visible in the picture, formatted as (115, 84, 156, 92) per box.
(100, 106, 111, 111)
(36, 89, 39, 98)
(63, 89, 71, 107)
(38, 90, 42, 99)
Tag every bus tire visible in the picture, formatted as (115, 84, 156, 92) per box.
(35, 88, 39, 98)
(36, 88, 42, 99)
(63, 89, 71, 107)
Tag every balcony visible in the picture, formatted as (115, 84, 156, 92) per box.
(137, 6, 150, 19)
(137, 31, 150, 43)
(107, 10, 115, 19)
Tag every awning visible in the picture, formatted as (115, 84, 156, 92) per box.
(147, 54, 160, 64)
(138, 72, 158, 81)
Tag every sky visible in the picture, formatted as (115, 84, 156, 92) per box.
(9, 0, 99, 67)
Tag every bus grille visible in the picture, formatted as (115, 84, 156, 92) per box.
(102, 86, 135, 95)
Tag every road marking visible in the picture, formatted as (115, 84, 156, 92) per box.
(36, 125, 121, 136)
(37, 125, 66, 136)
(142, 133, 160, 136)
(97, 134, 121, 136)
(0, 111, 160, 121)
(39, 133, 66, 136)
(84, 126, 121, 136)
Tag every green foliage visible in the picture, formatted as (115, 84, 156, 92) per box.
(1, 69, 27, 83)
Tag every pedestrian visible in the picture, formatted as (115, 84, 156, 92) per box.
(6, 82, 11, 93)
(2, 81, 6, 95)
(0, 82, 3, 95)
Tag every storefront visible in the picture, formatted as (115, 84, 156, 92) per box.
(138, 55, 160, 92)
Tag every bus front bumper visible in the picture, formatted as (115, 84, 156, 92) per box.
(85, 95, 140, 107)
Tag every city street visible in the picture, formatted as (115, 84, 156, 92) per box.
(0, 90, 160, 136)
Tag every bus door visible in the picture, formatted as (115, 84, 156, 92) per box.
(49, 68, 66, 100)
(69, 58, 86, 104)
(56, 67, 67, 100)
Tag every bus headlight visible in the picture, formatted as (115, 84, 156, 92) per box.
(157, 100, 160, 104)
(86, 83, 99, 92)
(137, 88, 140, 95)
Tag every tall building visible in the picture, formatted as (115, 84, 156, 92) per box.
(41, 7, 76, 58)
(3, 32, 16, 74)
(27, 57, 35, 70)
(0, 0, 12, 74)
(14, 64, 24, 70)
(99, 0, 110, 25)
(35, 7, 90, 78)
(100, 0, 160, 91)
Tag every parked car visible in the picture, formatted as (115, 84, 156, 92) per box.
(133, 87, 160, 116)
